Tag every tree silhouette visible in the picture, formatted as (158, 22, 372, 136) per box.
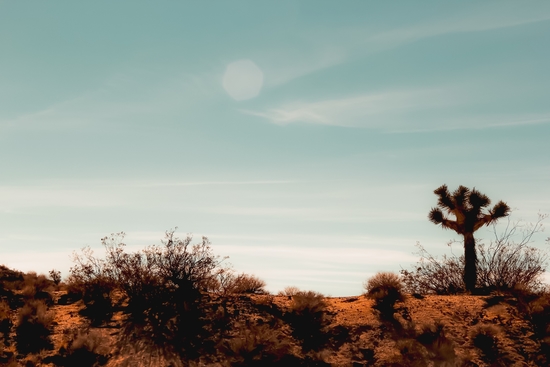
(428, 185, 510, 292)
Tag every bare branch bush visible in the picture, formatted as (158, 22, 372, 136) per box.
(69, 229, 229, 352)
(401, 214, 549, 294)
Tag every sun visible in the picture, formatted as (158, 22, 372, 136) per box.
(222, 59, 264, 101)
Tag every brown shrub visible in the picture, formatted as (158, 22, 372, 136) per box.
(0, 300, 12, 344)
(15, 300, 54, 354)
(470, 324, 503, 364)
(222, 324, 293, 366)
(48, 269, 62, 286)
(277, 286, 300, 297)
(55, 329, 109, 367)
(402, 215, 549, 294)
(364, 272, 404, 318)
(287, 291, 329, 351)
(228, 273, 267, 295)
(416, 321, 457, 364)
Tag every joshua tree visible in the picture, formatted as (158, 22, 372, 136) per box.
(428, 185, 510, 292)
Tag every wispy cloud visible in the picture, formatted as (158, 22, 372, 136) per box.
(0, 70, 219, 131)
(241, 87, 456, 128)
(366, 6, 550, 50)
(242, 84, 550, 132)
(257, 2, 550, 88)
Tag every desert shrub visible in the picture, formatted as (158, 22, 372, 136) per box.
(278, 286, 300, 297)
(70, 230, 227, 354)
(20, 273, 53, 303)
(286, 291, 329, 351)
(48, 269, 62, 286)
(48, 329, 109, 367)
(222, 324, 293, 366)
(416, 321, 457, 364)
(470, 324, 503, 363)
(80, 278, 115, 326)
(0, 265, 24, 289)
(207, 271, 267, 295)
(401, 214, 549, 294)
(364, 272, 405, 318)
(394, 338, 429, 367)
(227, 273, 267, 295)
(15, 300, 53, 354)
(0, 300, 12, 345)
(400, 243, 464, 295)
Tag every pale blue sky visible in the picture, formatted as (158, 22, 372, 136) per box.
(1, 1, 550, 295)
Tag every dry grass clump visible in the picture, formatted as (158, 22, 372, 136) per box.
(208, 271, 267, 295)
(470, 324, 504, 364)
(222, 324, 293, 366)
(227, 273, 267, 295)
(415, 321, 457, 364)
(20, 272, 54, 306)
(0, 300, 12, 344)
(286, 291, 330, 351)
(278, 286, 300, 297)
(50, 329, 110, 367)
(364, 272, 404, 319)
(15, 300, 54, 354)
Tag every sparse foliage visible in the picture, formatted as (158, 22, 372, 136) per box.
(69, 229, 228, 352)
(48, 269, 61, 286)
(15, 300, 54, 354)
(278, 286, 300, 297)
(401, 214, 549, 294)
(364, 272, 405, 318)
(223, 324, 293, 366)
(286, 290, 330, 351)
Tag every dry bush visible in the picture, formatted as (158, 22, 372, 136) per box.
(48, 269, 61, 286)
(401, 214, 549, 294)
(415, 321, 457, 364)
(51, 329, 110, 367)
(364, 272, 405, 318)
(208, 271, 267, 295)
(400, 243, 464, 295)
(470, 324, 503, 364)
(70, 230, 228, 355)
(286, 291, 329, 351)
(15, 300, 53, 354)
(19, 273, 54, 307)
(278, 286, 300, 297)
(0, 300, 12, 345)
(222, 324, 293, 366)
(227, 273, 267, 295)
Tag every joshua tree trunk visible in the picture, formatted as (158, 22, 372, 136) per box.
(463, 232, 477, 292)
(429, 184, 510, 293)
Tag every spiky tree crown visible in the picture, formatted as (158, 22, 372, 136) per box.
(428, 184, 510, 234)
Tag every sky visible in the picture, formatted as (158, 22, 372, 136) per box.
(1, 1, 550, 296)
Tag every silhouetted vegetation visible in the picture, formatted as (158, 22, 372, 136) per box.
(428, 184, 510, 292)
(364, 272, 405, 319)
(15, 300, 53, 354)
(49, 269, 62, 286)
(285, 290, 330, 351)
(402, 214, 549, 294)
(0, 194, 548, 365)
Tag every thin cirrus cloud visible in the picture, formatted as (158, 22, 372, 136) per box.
(365, 7, 550, 49)
(0, 70, 219, 131)
(241, 84, 550, 132)
(240, 87, 457, 129)
(255, 4, 550, 90)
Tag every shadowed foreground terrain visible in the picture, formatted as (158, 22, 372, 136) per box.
(1, 264, 550, 367)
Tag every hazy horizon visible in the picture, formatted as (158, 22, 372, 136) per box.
(2, 1, 550, 296)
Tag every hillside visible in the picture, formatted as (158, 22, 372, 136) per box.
(1, 284, 549, 367)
